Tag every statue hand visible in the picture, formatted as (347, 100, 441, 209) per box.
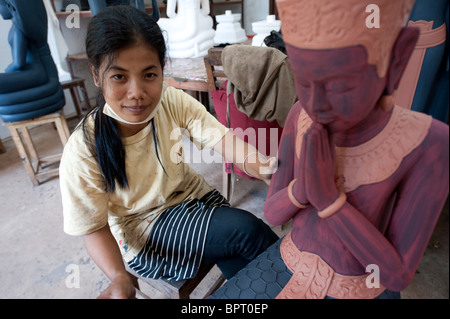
(291, 132, 308, 206)
(303, 123, 340, 211)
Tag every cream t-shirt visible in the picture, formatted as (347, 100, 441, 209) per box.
(60, 86, 229, 262)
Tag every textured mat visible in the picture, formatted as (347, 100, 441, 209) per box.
(210, 237, 292, 299)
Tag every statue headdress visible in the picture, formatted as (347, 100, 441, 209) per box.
(276, 0, 415, 78)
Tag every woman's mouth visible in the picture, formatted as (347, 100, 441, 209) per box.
(124, 105, 147, 114)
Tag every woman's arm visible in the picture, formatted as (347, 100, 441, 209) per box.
(83, 225, 136, 299)
(213, 130, 276, 184)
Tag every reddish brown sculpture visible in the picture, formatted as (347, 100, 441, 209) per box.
(263, 0, 449, 297)
(211, 0, 449, 299)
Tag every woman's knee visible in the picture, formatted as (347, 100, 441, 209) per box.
(207, 207, 278, 255)
(210, 207, 274, 239)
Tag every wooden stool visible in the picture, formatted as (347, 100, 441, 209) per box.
(0, 138, 5, 154)
(61, 77, 91, 118)
(126, 263, 225, 299)
(7, 112, 70, 186)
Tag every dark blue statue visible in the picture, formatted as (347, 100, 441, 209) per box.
(88, 0, 159, 20)
(0, 0, 65, 122)
(404, 0, 449, 123)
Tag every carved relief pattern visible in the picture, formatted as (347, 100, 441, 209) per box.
(277, 232, 386, 299)
(275, 0, 415, 77)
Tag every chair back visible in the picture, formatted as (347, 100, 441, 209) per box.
(203, 47, 227, 91)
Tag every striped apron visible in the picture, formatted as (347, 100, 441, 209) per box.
(128, 190, 229, 281)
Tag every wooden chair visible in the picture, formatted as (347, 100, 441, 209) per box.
(6, 111, 70, 186)
(61, 77, 91, 119)
(204, 47, 283, 202)
(204, 47, 234, 200)
(126, 263, 224, 299)
(0, 139, 5, 154)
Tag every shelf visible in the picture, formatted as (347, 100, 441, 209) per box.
(54, 3, 166, 18)
(210, 1, 243, 6)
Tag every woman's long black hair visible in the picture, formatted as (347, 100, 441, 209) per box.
(82, 5, 166, 193)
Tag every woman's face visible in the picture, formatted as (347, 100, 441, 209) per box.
(93, 41, 164, 127)
(287, 45, 387, 133)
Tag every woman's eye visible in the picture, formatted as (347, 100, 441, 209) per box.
(145, 73, 156, 79)
(112, 74, 125, 80)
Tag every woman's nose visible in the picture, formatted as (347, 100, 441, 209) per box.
(127, 79, 146, 100)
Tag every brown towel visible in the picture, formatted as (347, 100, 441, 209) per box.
(222, 45, 297, 127)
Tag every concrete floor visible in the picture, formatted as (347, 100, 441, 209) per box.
(0, 116, 448, 299)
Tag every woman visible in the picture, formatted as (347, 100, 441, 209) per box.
(60, 5, 278, 299)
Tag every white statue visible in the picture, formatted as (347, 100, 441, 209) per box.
(214, 10, 247, 45)
(158, 0, 215, 58)
(252, 15, 281, 47)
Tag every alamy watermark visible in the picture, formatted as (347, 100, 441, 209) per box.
(64, 4, 80, 29)
(62, 4, 380, 30)
(65, 262, 381, 290)
(366, 4, 381, 29)
(170, 121, 280, 175)
(366, 264, 381, 288)
(65, 264, 80, 289)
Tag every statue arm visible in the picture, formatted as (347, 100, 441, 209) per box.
(88, 0, 106, 16)
(324, 122, 449, 291)
(135, 0, 145, 11)
(166, 0, 177, 18)
(5, 26, 28, 72)
(200, 0, 210, 16)
(264, 103, 304, 225)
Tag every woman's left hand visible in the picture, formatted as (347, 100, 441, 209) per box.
(258, 156, 278, 185)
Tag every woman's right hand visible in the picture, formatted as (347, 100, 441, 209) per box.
(97, 274, 137, 299)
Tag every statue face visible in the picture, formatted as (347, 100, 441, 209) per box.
(287, 44, 387, 133)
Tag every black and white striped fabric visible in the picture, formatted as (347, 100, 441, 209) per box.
(128, 190, 230, 281)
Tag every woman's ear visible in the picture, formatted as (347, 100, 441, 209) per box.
(90, 64, 100, 87)
(384, 27, 420, 95)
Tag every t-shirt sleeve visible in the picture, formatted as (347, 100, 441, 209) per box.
(59, 130, 109, 236)
(166, 86, 229, 150)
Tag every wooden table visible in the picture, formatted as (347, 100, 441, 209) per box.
(164, 57, 210, 109)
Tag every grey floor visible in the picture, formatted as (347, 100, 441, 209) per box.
(0, 116, 448, 299)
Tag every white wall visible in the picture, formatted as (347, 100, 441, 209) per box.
(244, 0, 270, 35)
(209, 0, 270, 35)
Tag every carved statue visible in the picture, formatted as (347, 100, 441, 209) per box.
(395, 0, 449, 122)
(211, 0, 449, 299)
(157, 0, 215, 58)
(0, 0, 65, 122)
(88, 0, 150, 16)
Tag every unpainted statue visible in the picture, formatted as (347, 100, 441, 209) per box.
(157, 0, 215, 58)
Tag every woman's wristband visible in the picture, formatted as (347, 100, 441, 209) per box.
(288, 179, 309, 209)
(243, 152, 268, 178)
(317, 192, 347, 218)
